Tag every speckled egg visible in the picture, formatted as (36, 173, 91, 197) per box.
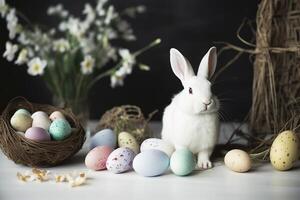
(49, 111, 65, 121)
(270, 130, 299, 171)
(170, 149, 195, 176)
(31, 111, 48, 119)
(106, 147, 135, 173)
(10, 113, 32, 132)
(224, 149, 251, 173)
(141, 138, 175, 157)
(133, 149, 170, 177)
(85, 146, 113, 171)
(15, 109, 31, 116)
(25, 127, 50, 141)
(32, 116, 51, 131)
(49, 119, 72, 141)
(90, 129, 117, 149)
(118, 132, 139, 154)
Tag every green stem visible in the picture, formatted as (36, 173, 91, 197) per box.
(133, 38, 161, 57)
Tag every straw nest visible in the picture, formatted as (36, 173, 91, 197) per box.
(96, 105, 156, 144)
(0, 97, 86, 167)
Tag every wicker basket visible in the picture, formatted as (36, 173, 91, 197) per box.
(0, 97, 86, 167)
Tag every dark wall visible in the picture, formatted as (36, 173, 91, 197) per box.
(0, 0, 258, 121)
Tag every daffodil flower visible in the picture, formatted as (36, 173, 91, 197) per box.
(80, 55, 95, 75)
(27, 57, 47, 76)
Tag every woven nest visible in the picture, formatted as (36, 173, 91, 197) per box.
(0, 97, 85, 167)
(96, 105, 156, 144)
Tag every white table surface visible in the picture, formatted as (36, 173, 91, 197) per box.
(1, 122, 300, 200)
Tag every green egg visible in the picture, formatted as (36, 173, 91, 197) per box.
(49, 119, 72, 141)
(170, 149, 196, 176)
(15, 109, 31, 116)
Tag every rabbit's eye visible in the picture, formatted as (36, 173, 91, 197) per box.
(188, 87, 193, 94)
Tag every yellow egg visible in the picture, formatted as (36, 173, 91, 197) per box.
(10, 113, 33, 132)
(270, 130, 299, 171)
(224, 149, 251, 173)
(118, 132, 139, 154)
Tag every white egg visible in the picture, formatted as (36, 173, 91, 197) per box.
(140, 138, 175, 157)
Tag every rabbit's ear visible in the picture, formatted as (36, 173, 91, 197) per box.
(170, 48, 194, 83)
(197, 47, 217, 79)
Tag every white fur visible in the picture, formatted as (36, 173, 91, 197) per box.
(161, 47, 220, 169)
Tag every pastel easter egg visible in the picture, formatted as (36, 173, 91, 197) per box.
(224, 149, 251, 173)
(31, 111, 48, 119)
(10, 113, 32, 132)
(133, 149, 170, 177)
(90, 129, 117, 149)
(32, 116, 51, 131)
(85, 146, 113, 171)
(49, 119, 72, 141)
(140, 138, 175, 157)
(170, 149, 195, 176)
(270, 130, 299, 171)
(106, 147, 135, 174)
(49, 111, 65, 121)
(118, 132, 139, 154)
(14, 109, 31, 116)
(25, 127, 50, 141)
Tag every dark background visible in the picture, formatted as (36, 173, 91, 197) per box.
(0, 0, 258, 121)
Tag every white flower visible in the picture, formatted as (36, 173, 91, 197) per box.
(96, 0, 108, 16)
(53, 39, 70, 53)
(136, 5, 146, 13)
(110, 74, 124, 88)
(104, 6, 117, 25)
(0, 0, 5, 7)
(15, 48, 28, 65)
(17, 33, 30, 45)
(3, 41, 18, 61)
(80, 55, 95, 75)
(0, 0, 8, 17)
(83, 4, 95, 24)
(27, 57, 47, 76)
(6, 9, 19, 39)
(119, 49, 135, 66)
(61, 18, 86, 38)
(47, 4, 68, 17)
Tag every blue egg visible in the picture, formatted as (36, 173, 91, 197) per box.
(49, 119, 72, 141)
(170, 149, 196, 176)
(133, 149, 170, 177)
(90, 129, 117, 149)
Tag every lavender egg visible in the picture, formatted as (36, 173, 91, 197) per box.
(106, 147, 135, 174)
(25, 127, 50, 142)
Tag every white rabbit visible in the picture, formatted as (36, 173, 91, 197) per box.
(161, 47, 220, 169)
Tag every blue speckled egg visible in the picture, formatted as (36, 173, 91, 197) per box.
(133, 149, 170, 177)
(106, 147, 135, 173)
(170, 149, 196, 176)
(90, 129, 117, 149)
(49, 119, 72, 141)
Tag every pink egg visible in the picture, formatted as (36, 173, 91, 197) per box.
(49, 111, 65, 121)
(25, 127, 50, 141)
(85, 146, 113, 171)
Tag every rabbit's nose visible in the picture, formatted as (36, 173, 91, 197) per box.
(203, 99, 212, 106)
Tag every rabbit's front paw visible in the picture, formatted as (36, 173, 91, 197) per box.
(197, 159, 212, 169)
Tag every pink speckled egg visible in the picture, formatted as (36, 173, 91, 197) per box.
(49, 111, 65, 121)
(25, 127, 50, 142)
(106, 147, 135, 174)
(85, 146, 113, 171)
